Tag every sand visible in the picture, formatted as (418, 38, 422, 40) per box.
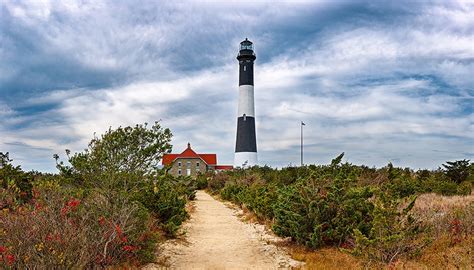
(144, 190, 301, 270)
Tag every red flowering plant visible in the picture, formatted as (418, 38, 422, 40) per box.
(0, 124, 188, 268)
(60, 198, 81, 218)
(0, 185, 158, 268)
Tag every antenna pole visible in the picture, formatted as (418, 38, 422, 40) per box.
(300, 121, 304, 166)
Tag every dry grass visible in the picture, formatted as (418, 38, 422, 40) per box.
(288, 246, 363, 270)
(405, 235, 473, 270)
(286, 237, 472, 270)
(399, 193, 474, 270)
(414, 193, 473, 213)
(412, 193, 473, 238)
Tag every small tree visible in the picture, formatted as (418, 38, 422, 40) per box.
(0, 152, 33, 201)
(442, 159, 471, 184)
(56, 121, 172, 191)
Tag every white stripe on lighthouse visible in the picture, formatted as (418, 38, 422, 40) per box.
(234, 152, 258, 168)
(238, 85, 255, 117)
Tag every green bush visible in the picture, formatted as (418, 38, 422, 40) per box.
(220, 183, 245, 202)
(241, 184, 277, 219)
(53, 123, 193, 237)
(273, 175, 374, 248)
(433, 180, 461, 196)
(442, 159, 471, 184)
(209, 156, 471, 256)
(133, 177, 188, 236)
(352, 195, 426, 264)
(457, 181, 472, 195)
(385, 176, 419, 198)
(195, 173, 209, 190)
(221, 182, 277, 220)
(208, 173, 229, 192)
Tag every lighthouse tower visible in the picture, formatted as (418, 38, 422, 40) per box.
(235, 38, 257, 168)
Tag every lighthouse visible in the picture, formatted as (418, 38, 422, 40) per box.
(235, 38, 257, 168)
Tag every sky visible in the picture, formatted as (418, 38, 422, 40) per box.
(0, 0, 473, 172)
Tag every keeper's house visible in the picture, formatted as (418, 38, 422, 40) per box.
(162, 143, 233, 178)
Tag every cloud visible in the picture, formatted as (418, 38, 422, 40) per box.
(0, 0, 472, 171)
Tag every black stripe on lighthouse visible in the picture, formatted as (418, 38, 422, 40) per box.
(239, 60, 254, 86)
(235, 116, 257, 152)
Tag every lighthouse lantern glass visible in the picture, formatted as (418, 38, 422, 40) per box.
(240, 43, 253, 50)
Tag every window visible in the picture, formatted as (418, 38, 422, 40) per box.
(240, 44, 253, 50)
(178, 161, 181, 167)
(243, 65, 246, 71)
(186, 161, 191, 167)
(178, 169, 182, 175)
(196, 162, 200, 167)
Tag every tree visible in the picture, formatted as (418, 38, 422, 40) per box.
(0, 152, 33, 201)
(442, 159, 471, 184)
(331, 152, 344, 167)
(57, 121, 172, 191)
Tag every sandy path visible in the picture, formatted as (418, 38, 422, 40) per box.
(146, 190, 301, 270)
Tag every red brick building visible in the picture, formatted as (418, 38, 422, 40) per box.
(162, 143, 233, 178)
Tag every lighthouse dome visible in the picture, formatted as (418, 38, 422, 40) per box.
(237, 38, 256, 61)
(240, 38, 253, 51)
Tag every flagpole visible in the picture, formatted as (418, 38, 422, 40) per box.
(300, 121, 304, 166)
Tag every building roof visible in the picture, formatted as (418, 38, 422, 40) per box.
(162, 143, 217, 166)
(214, 165, 233, 170)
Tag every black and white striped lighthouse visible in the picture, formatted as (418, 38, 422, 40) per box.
(235, 38, 257, 167)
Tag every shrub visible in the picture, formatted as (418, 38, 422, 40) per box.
(0, 122, 195, 268)
(133, 177, 188, 237)
(240, 184, 277, 220)
(0, 186, 158, 268)
(456, 181, 472, 195)
(220, 181, 277, 220)
(0, 152, 33, 204)
(273, 175, 374, 248)
(442, 159, 471, 184)
(352, 195, 426, 264)
(207, 156, 472, 266)
(433, 180, 461, 196)
(220, 183, 245, 202)
(385, 175, 419, 198)
(54, 123, 192, 236)
(195, 173, 209, 190)
(208, 173, 229, 192)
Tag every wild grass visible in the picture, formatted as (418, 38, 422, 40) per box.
(413, 193, 473, 238)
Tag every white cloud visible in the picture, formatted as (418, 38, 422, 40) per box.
(1, 0, 473, 171)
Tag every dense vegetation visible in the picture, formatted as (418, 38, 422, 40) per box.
(0, 122, 197, 268)
(1, 121, 472, 268)
(203, 154, 473, 265)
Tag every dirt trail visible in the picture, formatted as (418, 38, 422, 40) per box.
(145, 190, 301, 270)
